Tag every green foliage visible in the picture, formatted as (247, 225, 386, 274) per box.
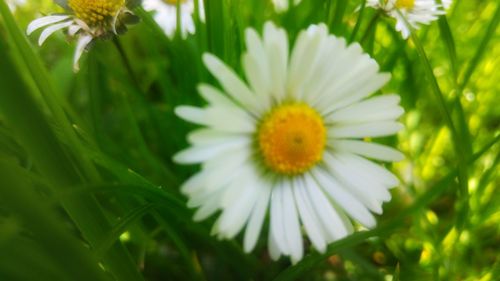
(0, 0, 498, 280)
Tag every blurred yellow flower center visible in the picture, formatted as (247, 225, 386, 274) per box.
(395, 0, 415, 9)
(258, 103, 326, 175)
(69, 0, 125, 25)
(162, 0, 187, 5)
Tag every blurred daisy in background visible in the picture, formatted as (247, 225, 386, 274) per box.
(6, 0, 26, 12)
(367, 0, 452, 39)
(272, 0, 302, 13)
(175, 21, 404, 262)
(442, 0, 452, 9)
(27, 0, 140, 71)
(143, 0, 205, 38)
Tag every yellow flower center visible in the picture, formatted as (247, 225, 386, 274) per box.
(395, 0, 415, 9)
(162, 0, 187, 5)
(258, 103, 326, 175)
(69, 0, 125, 25)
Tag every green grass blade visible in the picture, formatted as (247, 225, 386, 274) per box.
(459, 2, 500, 90)
(95, 203, 156, 259)
(437, 16, 458, 81)
(405, 13, 471, 229)
(436, 12, 474, 229)
(0, 161, 109, 281)
(392, 263, 401, 281)
(0, 26, 145, 281)
(0, 0, 100, 182)
(350, 0, 367, 42)
(205, 0, 226, 58)
(151, 212, 206, 281)
(329, 0, 348, 35)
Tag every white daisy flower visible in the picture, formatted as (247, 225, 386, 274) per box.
(26, 0, 139, 71)
(174, 22, 404, 263)
(272, 0, 302, 13)
(367, 0, 451, 39)
(143, 0, 205, 38)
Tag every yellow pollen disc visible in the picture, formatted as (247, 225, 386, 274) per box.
(69, 0, 125, 25)
(395, 0, 415, 9)
(258, 103, 326, 175)
(163, 0, 187, 5)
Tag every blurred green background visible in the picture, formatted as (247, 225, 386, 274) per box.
(0, 0, 498, 280)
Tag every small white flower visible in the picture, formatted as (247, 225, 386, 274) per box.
(272, 0, 302, 13)
(367, 0, 452, 39)
(26, 0, 139, 71)
(143, 0, 205, 38)
(174, 21, 404, 263)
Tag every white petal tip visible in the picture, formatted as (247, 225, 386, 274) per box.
(172, 151, 190, 164)
(202, 53, 216, 66)
(393, 152, 405, 162)
(173, 106, 187, 118)
(174, 106, 201, 122)
(243, 244, 253, 254)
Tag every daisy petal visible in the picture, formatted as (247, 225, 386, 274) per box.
(180, 171, 206, 195)
(27, 15, 71, 35)
(281, 183, 303, 263)
(270, 184, 289, 255)
(338, 153, 400, 187)
(333, 73, 392, 111)
(328, 94, 404, 123)
(323, 152, 387, 213)
(268, 228, 281, 260)
(175, 105, 255, 133)
(38, 20, 73, 46)
(244, 182, 271, 252)
(263, 22, 288, 102)
(304, 175, 349, 241)
(332, 139, 404, 162)
(186, 173, 239, 209)
(329, 121, 404, 138)
(193, 191, 222, 221)
(312, 167, 376, 228)
(202, 53, 261, 114)
(73, 34, 93, 72)
(218, 176, 259, 238)
(68, 24, 82, 36)
(293, 178, 327, 253)
(288, 25, 328, 100)
(312, 42, 381, 107)
(198, 84, 236, 107)
(204, 106, 255, 132)
(244, 28, 271, 103)
(187, 129, 246, 146)
(173, 138, 249, 164)
(175, 106, 206, 124)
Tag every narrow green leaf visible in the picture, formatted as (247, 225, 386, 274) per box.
(350, 0, 367, 42)
(0, 161, 109, 281)
(0, 19, 145, 281)
(404, 12, 471, 230)
(95, 203, 156, 259)
(392, 263, 401, 281)
(0, 0, 100, 182)
(330, 0, 348, 35)
(460, 2, 500, 90)
(437, 16, 458, 81)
